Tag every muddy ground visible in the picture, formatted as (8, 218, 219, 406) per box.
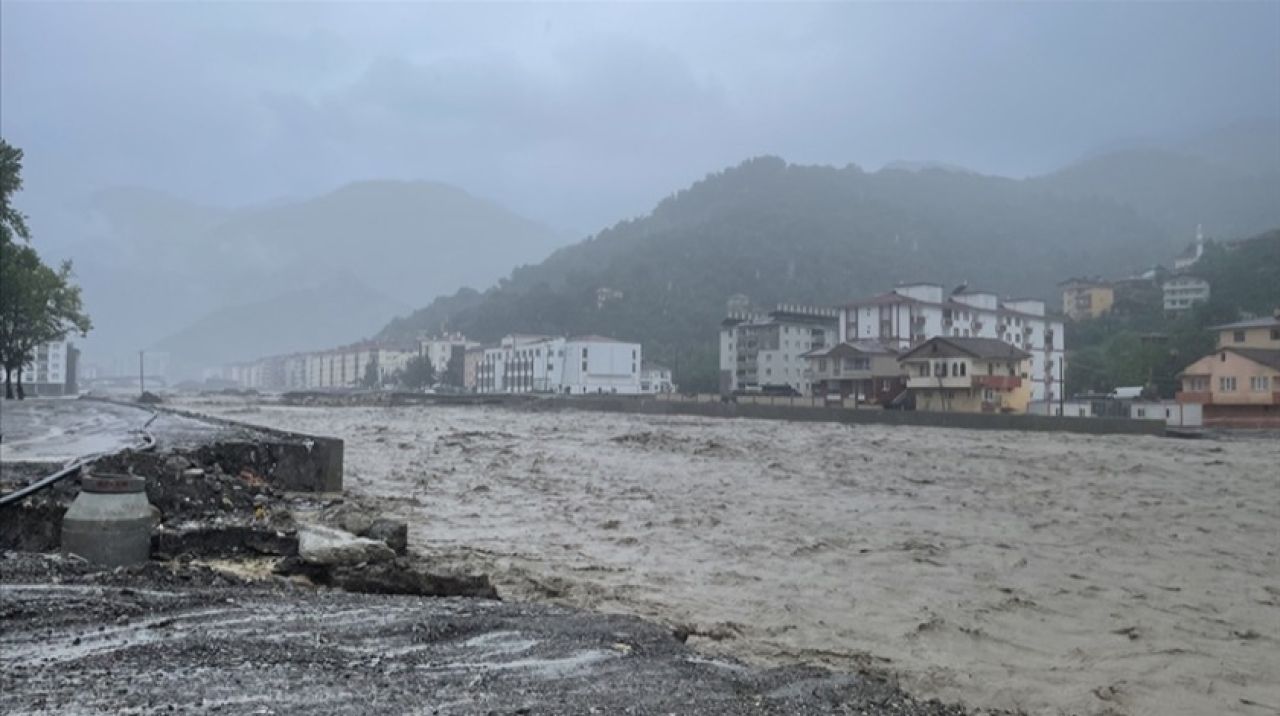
(173, 397, 1280, 716)
(0, 552, 981, 716)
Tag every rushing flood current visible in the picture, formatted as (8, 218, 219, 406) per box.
(178, 397, 1280, 716)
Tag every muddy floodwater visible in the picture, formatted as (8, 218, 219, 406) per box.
(177, 398, 1280, 716)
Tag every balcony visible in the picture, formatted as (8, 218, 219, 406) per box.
(972, 375, 1022, 390)
(1175, 391, 1212, 404)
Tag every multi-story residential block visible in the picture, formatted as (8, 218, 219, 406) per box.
(640, 363, 675, 394)
(20, 340, 79, 396)
(719, 305, 839, 395)
(898, 336, 1032, 413)
(838, 283, 1065, 405)
(463, 345, 485, 391)
(476, 334, 642, 395)
(1059, 277, 1114, 321)
(1162, 275, 1210, 312)
(419, 333, 477, 385)
(222, 342, 414, 391)
(1211, 312, 1280, 350)
(802, 340, 904, 404)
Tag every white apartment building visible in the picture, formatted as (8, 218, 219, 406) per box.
(839, 283, 1066, 404)
(719, 305, 840, 395)
(476, 334, 642, 395)
(1162, 275, 1211, 313)
(20, 340, 79, 396)
(225, 343, 414, 390)
(419, 333, 477, 382)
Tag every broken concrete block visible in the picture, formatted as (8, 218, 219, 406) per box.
(364, 518, 408, 555)
(298, 524, 394, 566)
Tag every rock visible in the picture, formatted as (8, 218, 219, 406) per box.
(297, 524, 394, 566)
(364, 518, 408, 555)
(163, 456, 193, 475)
(328, 558, 498, 598)
(321, 504, 377, 536)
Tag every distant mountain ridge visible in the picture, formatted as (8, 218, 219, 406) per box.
(64, 180, 564, 377)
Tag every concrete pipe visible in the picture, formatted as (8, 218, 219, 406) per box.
(61, 473, 154, 568)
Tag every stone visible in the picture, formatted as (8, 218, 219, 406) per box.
(297, 524, 394, 566)
(328, 558, 497, 598)
(322, 504, 377, 536)
(364, 518, 408, 555)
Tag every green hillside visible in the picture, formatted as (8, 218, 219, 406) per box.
(381, 156, 1188, 390)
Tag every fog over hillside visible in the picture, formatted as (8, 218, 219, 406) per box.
(1, 2, 1276, 378)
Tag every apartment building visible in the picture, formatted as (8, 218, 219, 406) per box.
(899, 336, 1032, 413)
(419, 333, 477, 385)
(20, 340, 79, 396)
(224, 342, 415, 391)
(476, 334, 642, 395)
(802, 340, 904, 405)
(838, 283, 1065, 404)
(719, 305, 839, 395)
(1059, 277, 1114, 321)
(1162, 275, 1211, 313)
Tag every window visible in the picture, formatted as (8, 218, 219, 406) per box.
(818, 359, 827, 372)
(765, 368, 772, 376)
(917, 363, 928, 377)
(1272, 329, 1279, 340)
(632, 349, 637, 359)
(1186, 376, 1208, 391)
(1219, 376, 1237, 392)
(1250, 376, 1270, 392)
(1234, 330, 1246, 343)
(959, 362, 967, 376)
(581, 361, 588, 371)
(582, 348, 588, 358)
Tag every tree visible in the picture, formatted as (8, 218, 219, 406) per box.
(361, 354, 381, 389)
(399, 355, 435, 390)
(0, 139, 31, 246)
(443, 347, 465, 387)
(0, 139, 92, 399)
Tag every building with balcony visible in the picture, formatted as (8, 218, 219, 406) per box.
(719, 304, 839, 395)
(839, 283, 1064, 405)
(1162, 275, 1210, 313)
(1176, 347, 1280, 428)
(20, 340, 79, 396)
(1059, 277, 1114, 321)
(898, 337, 1032, 413)
(802, 340, 904, 405)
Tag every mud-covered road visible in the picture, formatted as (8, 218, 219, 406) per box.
(0, 553, 975, 716)
(176, 397, 1280, 716)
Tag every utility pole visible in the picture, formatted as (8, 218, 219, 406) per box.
(138, 351, 145, 396)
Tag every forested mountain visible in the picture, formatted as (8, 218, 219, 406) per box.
(381, 155, 1217, 390)
(1031, 148, 1280, 239)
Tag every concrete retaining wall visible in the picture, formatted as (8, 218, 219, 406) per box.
(533, 396, 1168, 436)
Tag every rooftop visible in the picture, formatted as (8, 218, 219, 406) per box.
(1209, 314, 1280, 331)
(899, 336, 1032, 362)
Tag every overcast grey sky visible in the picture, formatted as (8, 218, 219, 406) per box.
(2, 2, 1278, 233)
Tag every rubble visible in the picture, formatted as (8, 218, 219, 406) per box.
(297, 523, 396, 565)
